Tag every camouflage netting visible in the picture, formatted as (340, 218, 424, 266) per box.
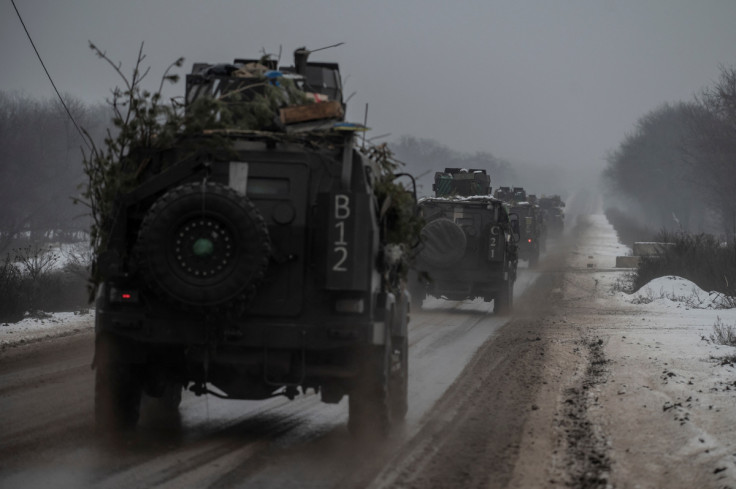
(186, 75, 311, 133)
(80, 48, 324, 292)
(368, 144, 424, 281)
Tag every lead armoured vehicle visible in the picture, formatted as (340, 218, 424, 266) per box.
(93, 49, 415, 436)
(409, 169, 518, 314)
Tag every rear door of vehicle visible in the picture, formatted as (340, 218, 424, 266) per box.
(239, 159, 309, 316)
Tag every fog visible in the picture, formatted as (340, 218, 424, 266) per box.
(2, 0, 735, 181)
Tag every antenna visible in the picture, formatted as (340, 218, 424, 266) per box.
(362, 103, 369, 149)
(309, 42, 345, 54)
(367, 133, 391, 142)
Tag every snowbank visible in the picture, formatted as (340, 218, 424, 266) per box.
(628, 275, 733, 309)
(0, 310, 94, 349)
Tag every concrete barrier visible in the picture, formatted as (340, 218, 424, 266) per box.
(615, 242, 673, 268)
(632, 242, 674, 257)
(615, 256, 640, 268)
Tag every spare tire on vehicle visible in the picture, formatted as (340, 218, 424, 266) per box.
(417, 218, 467, 269)
(136, 181, 270, 308)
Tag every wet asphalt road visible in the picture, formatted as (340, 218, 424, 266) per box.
(0, 269, 539, 489)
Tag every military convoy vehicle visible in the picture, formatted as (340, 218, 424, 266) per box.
(409, 169, 519, 314)
(93, 49, 415, 437)
(539, 195, 565, 237)
(494, 186, 545, 267)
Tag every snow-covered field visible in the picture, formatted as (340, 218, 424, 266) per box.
(574, 214, 736, 387)
(0, 241, 93, 349)
(563, 214, 736, 487)
(5, 241, 91, 272)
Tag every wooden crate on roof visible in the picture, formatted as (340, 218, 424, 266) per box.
(279, 100, 343, 125)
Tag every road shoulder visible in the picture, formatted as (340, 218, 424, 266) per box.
(510, 215, 736, 488)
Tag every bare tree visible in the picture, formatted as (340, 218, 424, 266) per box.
(604, 102, 710, 233)
(688, 66, 736, 239)
(0, 91, 109, 255)
(391, 136, 518, 196)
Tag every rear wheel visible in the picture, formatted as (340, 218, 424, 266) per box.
(95, 333, 143, 432)
(529, 248, 540, 268)
(494, 278, 514, 315)
(140, 380, 183, 432)
(156, 381, 183, 411)
(408, 270, 425, 311)
(348, 328, 408, 438)
(348, 341, 391, 438)
(410, 285, 425, 311)
(390, 336, 409, 420)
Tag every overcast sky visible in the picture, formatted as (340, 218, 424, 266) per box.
(2, 0, 735, 174)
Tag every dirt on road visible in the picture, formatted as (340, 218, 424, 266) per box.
(376, 215, 736, 489)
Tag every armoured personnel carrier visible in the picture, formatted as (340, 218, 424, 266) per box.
(539, 195, 565, 237)
(93, 49, 415, 437)
(494, 186, 545, 267)
(409, 169, 518, 314)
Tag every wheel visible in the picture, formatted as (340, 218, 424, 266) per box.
(95, 333, 143, 432)
(418, 218, 467, 269)
(157, 381, 183, 411)
(410, 285, 425, 311)
(407, 270, 425, 311)
(390, 336, 409, 421)
(494, 278, 514, 315)
(348, 341, 391, 438)
(529, 248, 540, 268)
(139, 381, 183, 432)
(136, 182, 271, 309)
(348, 328, 408, 437)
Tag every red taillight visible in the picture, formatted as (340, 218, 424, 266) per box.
(110, 287, 139, 303)
(528, 238, 532, 243)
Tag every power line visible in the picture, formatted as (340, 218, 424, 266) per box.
(11, 0, 91, 150)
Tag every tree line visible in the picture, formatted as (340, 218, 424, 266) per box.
(391, 135, 581, 202)
(604, 66, 736, 240)
(0, 91, 109, 255)
(390, 135, 517, 197)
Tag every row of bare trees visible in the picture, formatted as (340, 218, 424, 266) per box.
(390, 136, 518, 197)
(0, 91, 110, 255)
(391, 136, 582, 201)
(604, 66, 736, 239)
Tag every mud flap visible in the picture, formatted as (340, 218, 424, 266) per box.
(263, 329, 307, 387)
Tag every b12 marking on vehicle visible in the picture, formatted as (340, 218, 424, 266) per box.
(325, 192, 369, 291)
(332, 194, 350, 272)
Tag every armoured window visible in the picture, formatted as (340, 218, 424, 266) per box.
(247, 177, 290, 195)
